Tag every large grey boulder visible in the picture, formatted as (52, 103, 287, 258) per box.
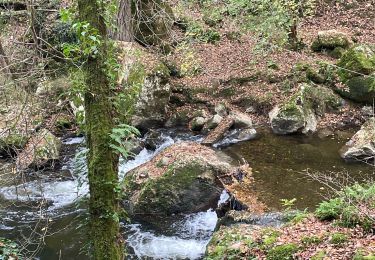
(340, 118, 375, 162)
(269, 84, 343, 135)
(16, 129, 61, 170)
(117, 42, 171, 131)
(121, 142, 251, 224)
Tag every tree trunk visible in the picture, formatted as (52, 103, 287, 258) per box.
(0, 39, 14, 80)
(288, 21, 298, 50)
(27, 0, 39, 54)
(111, 0, 133, 41)
(77, 0, 123, 259)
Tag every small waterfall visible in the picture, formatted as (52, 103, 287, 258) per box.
(126, 210, 218, 260)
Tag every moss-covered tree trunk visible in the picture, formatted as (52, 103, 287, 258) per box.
(77, 0, 123, 259)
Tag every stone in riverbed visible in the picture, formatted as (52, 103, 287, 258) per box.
(207, 114, 223, 130)
(16, 129, 61, 170)
(121, 142, 251, 224)
(340, 118, 375, 162)
(237, 128, 257, 141)
(202, 117, 234, 145)
(215, 103, 228, 117)
(117, 42, 171, 131)
(190, 116, 207, 131)
(269, 98, 317, 135)
(269, 84, 342, 135)
(229, 110, 253, 129)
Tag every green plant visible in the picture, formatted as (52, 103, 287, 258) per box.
(202, 8, 223, 27)
(261, 228, 281, 248)
(267, 243, 299, 260)
(311, 250, 326, 260)
(301, 235, 323, 246)
(283, 208, 309, 224)
(109, 124, 140, 158)
(0, 238, 21, 259)
(330, 232, 348, 246)
(177, 44, 203, 77)
(315, 183, 375, 231)
(185, 20, 221, 43)
(315, 198, 344, 220)
(353, 249, 375, 260)
(267, 60, 279, 70)
(281, 198, 297, 211)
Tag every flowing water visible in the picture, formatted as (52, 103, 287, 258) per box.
(0, 128, 374, 259)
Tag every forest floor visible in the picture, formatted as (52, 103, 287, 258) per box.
(165, 0, 375, 131)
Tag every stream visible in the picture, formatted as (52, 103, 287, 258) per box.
(0, 128, 374, 259)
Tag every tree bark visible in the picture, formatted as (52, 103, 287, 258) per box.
(27, 0, 39, 54)
(288, 21, 298, 50)
(0, 39, 13, 80)
(110, 0, 133, 41)
(77, 0, 123, 259)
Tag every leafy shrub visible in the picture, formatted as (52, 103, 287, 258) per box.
(330, 232, 348, 245)
(315, 198, 344, 220)
(258, 228, 281, 250)
(185, 21, 221, 43)
(285, 210, 309, 224)
(202, 8, 223, 27)
(176, 44, 202, 77)
(315, 183, 375, 231)
(267, 243, 299, 260)
(0, 238, 21, 259)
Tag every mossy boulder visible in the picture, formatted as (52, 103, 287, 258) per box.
(0, 132, 28, 158)
(302, 84, 344, 116)
(336, 44, 375, 103)
(311, 30, 351, 52)
(133, 0, 174, 46)
(269, 85, 316, 135)
(340, 118, 375, 162)
(16, 129, 61, 170)
(122, 142, 249, 224)
(35, 76, 70, 98)
(269, 84, 343, 134)
(117, 42, 171, 131)
(338, 45, 375, 77)
(190, 116, 207, 131)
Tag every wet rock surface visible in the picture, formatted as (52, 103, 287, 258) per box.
(340, 118, 375, 162)
(121, 142, 251, 224)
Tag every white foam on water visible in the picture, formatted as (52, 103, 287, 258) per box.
(0, 135, 175, 212)
(0, 179, 87, 210)
(179, 210, 218, 239)
(119, 134, 175, 178)
(63, 136, 85, 145)
(127, 210, 218, 260)
(218, 189, 230, 206)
